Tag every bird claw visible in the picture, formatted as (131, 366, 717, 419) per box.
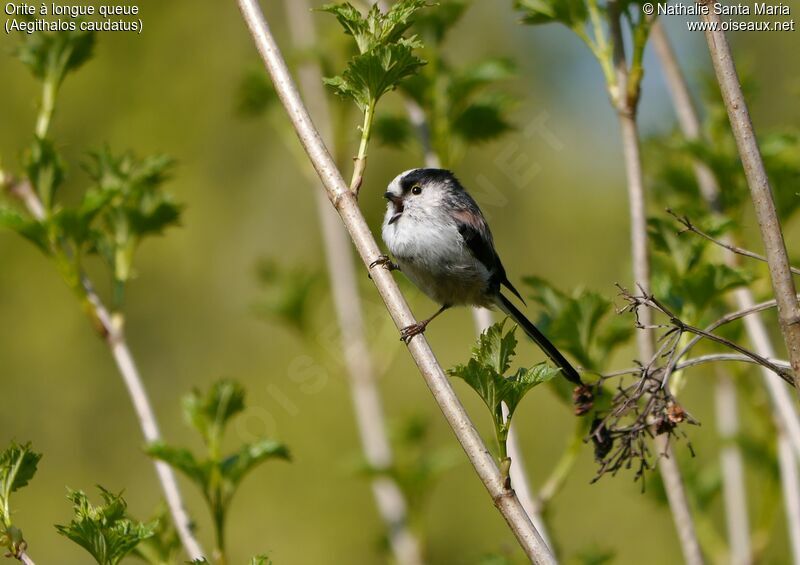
(400, 322, 427, 343)
(369, 254, 398, 272)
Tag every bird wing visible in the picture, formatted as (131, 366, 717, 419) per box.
(452, 205, 525, 304)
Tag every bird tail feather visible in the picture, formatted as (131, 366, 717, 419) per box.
(493, 293, 584, 386)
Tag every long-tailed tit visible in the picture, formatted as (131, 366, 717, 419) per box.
(376, 168, 584, 387)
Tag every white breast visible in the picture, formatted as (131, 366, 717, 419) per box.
(382, 210, 492, 307)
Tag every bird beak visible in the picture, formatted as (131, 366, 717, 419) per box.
(384, 192, 404, 224)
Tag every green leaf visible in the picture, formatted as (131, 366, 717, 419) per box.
(249, 556, 273, 565)
(0, 207, 49, 254)
(523, 277, 632, 372)
(254, 260, 322, 335)
(449, 358, 505, 416)
(449, 322, 557, 418)
(81, 148, 181, 286)
(373, 113, 414, 148)
(24, 137, 65, 211)
(182, 379, 246, 445)
(412, 0, 468, 44)
(145, 443, 209, 492)
(472, 319, 517, 375)
(452, 98, 514, 143)
(320, 1, 427, 54)
(147, 380, 289, 554)
(503, 364, 560, 418)
(220, 440, 290, 489)
(15, 28, 95, 84)
(55, 487, 156, 565)
(448, 58, 516, 101)
(130, 504, 181, 565)
(324, 40, 425, 109)
(515, 0, 588, 27)
(0, 442, 42, 525)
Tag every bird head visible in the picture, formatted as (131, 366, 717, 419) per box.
(383, 168, 463, 224)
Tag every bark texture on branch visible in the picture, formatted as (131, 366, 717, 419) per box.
(654, 20, 800, 561)
(699, 2, 800, 387)
(283, 2, 423, 563)
(235, 1, 554, 561)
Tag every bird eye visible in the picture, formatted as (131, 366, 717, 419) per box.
(411, 184, 422, 195)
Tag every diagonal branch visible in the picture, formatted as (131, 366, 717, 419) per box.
(3, 178, 205, 561)
(282, 1, 423, 563)
(234, 1, 554, 562)
(652, 20, 800, 459)
(699, 0, 800, 391)
(654, 19, 800, 561)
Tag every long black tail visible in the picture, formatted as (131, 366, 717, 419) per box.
(493, 292, 584, 386)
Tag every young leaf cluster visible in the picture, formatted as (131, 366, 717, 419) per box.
(375, 2, 517, 166)
(448, 321, 560, 483)
(515, 0, 653, 110)
(648, 217, 751, 326)
(1, 28, 182, 315)
(0, 442, 41, 558)
(146, 380, 290, 559)
(321, 1, 427, 110)
(649, 81, 800, 223)
(55, 487, 157, 565)
(524, 277, 632, 375)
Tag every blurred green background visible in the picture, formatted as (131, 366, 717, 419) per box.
(1, 1, 798, 563)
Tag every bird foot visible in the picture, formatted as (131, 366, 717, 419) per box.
(400, 321, 427, 343)
(369, 254, 399, 271)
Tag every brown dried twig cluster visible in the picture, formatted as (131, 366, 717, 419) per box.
(589, 283, 796, 485)
(588, 291, 700, 485)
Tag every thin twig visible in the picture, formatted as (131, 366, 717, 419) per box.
(699, 0, 800, 391)
(668, 209, 800, 276)
(283, 2, 423, 563)
(18, 551, 35, 565)
(234, 2, 554, 562)
(625, 291, 796, 386)
(675, 354, 790, 373)
(5, 179, 205, 562)
(657, 435, 706, 565)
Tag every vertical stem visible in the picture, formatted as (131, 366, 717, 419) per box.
(699, 1, 800, 388)
(349, 101, 375, 195)
(714, 370, 752, 565)
(283, 1, 424, 563)
(473, 308, 553, 549)
(778, 436, 800, 564)
(235, 2, 554, 561)
(656, 435, 706, 565)
(653, 21, 800, 557)
(35, 78, 56, 140)
(605, 4, 703, 562)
